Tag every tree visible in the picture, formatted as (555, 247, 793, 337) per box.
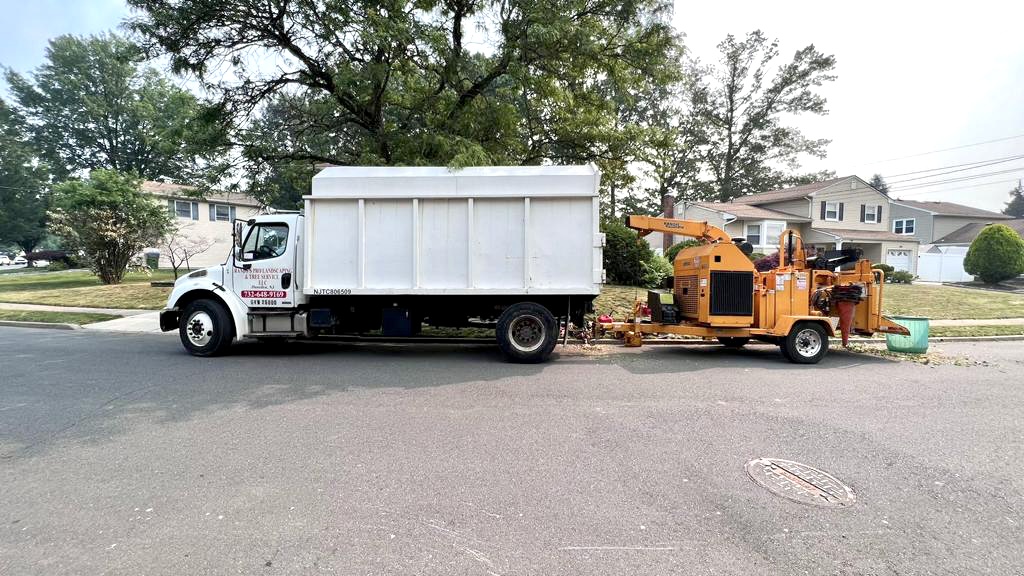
(126, 0, 683, 200)
(5, 33, 225, 181)
(160, 223, 216, 278)
(1003, 183, 1024, 218)
(963, 224, 1024, 284)
(48, 170, 173, 284)
(869, 173, 890, 196)
(0, 98, 49, 253)
(683, 31, 836, 201)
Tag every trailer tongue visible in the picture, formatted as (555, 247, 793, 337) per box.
(598, 215, 910, 364)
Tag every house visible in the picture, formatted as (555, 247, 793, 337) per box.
(888, 199, 1013, 248)
(141, 180, 262, 268)
(932, 219, 1024, 246)
(650, 176, 920, 273)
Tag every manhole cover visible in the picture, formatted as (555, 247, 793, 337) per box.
(745, 458, 856, 508)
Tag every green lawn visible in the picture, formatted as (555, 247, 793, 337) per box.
(929, 325, 1024, 338)
(593, 283, 1024, 322)
(0, 269, 174, 310)
(0, 309, 119, 324)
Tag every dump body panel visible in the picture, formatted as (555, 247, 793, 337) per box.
(304, 166, 602, 296)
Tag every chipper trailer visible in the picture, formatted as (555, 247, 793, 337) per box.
(599, 215, 911, 364)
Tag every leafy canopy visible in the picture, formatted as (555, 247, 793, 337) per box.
(5, 33, 225, 182)
(49, 170, 173, 284)
(0, 99, 49, 252)
(126, 0, 682, 202)
(963, 224, 1024, 285)
(1003, 183, 1024, 218)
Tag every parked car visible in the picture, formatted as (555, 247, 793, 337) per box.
(0, 255, 10, 265)
(12, 256, 28, 266)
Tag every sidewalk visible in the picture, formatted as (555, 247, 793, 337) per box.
(0, 302, 152, 316)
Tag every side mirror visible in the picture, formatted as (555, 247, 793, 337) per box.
(234, 222, 243, 247)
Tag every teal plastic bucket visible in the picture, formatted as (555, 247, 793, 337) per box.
(886, 316, 930, 354)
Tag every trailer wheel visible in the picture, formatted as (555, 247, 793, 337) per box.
(496, 302, 557, 363)
(782, 322, 828, 364)
(179, 299, 234, 357)
(717, 337, 750, 348)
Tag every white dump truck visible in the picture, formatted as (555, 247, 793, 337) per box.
(160, 165, 604, 362)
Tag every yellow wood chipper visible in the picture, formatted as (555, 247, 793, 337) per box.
(599, 215, 910, 363)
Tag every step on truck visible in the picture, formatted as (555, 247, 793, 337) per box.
(159, 165, 604, 363)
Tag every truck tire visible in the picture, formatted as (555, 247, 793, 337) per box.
(496, 302, 558, 363)
(782, 322, 828, 364)
(179, 299, 234, 357)
(717, 337, 750, 348)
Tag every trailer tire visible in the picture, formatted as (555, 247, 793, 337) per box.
(496, 302, 557, 363)
(783, 322, 828, 364)
(179, 299, 234, 357)
(717, 337, 750, 348)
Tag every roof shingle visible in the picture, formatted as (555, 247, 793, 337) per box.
(891, 199, 1012, 219)
(934, 220, 1024, 244)
(690, 202, 810, 221)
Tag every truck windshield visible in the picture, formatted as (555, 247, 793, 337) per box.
(241, 224, 289, 261)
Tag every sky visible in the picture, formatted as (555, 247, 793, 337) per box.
(1, 0, 1023, 212)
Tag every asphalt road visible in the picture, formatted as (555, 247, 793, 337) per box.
(1, 327, 1022, 575)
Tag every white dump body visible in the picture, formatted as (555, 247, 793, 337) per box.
(304, 165, 603, 295)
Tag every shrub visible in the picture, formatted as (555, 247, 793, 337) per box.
(640, 255, 673, 288)
(872, 263, 894, 275)
(963, 224, 1024, 284)
(890, 270, 914, 284)
(665, 240, 701, 263)
(748, 252, 766, 263)
(754, 252, 779, 271)
(46, 261, 68, 271)
(602, 220, 654, 286)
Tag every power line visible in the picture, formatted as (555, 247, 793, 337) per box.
(855, 132, 1024, 167)
(893, 178, 1021, 198)
(889, 166, 1024, 192)
(887, 155, 1024, 185)
(881, 153, 1024, 179)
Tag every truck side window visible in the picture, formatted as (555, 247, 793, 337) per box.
(241, 224, 289, 261)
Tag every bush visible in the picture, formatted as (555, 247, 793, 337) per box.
(748, 252, 766, 263)
(963, 224, 1024, 284)
(46, 261, 68, 271)
(601, 220, 664, 287)
(665, 240, 701, 263)
(640, 255, 673, 288)
(890, 270, 914, 284)
(754, 252, 779, 271)
(872, 263, 894, 275)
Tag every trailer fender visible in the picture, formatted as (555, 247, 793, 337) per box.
(772, 316, 835, 338)
(165, 274, 248, 341)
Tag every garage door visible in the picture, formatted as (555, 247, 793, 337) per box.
(887, 249, 912, 272)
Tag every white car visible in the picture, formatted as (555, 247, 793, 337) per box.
(12, 256, 27, 266)
(0, 255, 10, 265)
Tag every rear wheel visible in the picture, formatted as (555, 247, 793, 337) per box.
(717, 336, 750, 348)
(783, 322, 828, 364)
(496, 302, 558, 363)
(179, 299, 234, 357)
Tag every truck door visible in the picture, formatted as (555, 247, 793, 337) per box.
(232, 220, 297, 308)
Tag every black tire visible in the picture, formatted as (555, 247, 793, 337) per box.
(496, 302, 558, 363)
(783, 321, 829, 364)
(179, 299, 235, 357)
(717, 336, 750, 348)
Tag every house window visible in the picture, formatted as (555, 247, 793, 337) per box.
(893, 218, 916, 235)
(864, 205, 879, 223)
(765, 221, 785, 247)
(173, 200, 197, 220)
(824, 201, 840, 221)
(746, 224, 761, 246)
(211, 204, 233, 222)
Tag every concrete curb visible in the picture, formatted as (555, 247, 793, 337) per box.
(0, 320, 80, 330)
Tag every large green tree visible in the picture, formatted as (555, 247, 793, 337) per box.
(869, 173, 890, 196)
(126, 0, 682, 196)
(0, 99, 49, 253)
(682, 31, 836, 201)
(5, 33, 224, 182)
(49, 170, 173, 284)
(1003, 183, 1024, 218)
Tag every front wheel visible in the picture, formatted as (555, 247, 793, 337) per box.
(179, 299, 234, 357)
(782, 322, 829, 364)
(496, 302, 558, 363)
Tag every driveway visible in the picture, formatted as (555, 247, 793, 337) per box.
(1, 328, 1022, 575)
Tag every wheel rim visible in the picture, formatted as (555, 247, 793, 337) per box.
(508, 315, 545, 353)
(186, 311, 215, 347)
(794, 328, 822, 357)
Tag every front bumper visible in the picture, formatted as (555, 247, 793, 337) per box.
(159, 309, 180, 332)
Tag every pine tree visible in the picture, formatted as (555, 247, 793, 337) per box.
(1003, 183, 1024, 218)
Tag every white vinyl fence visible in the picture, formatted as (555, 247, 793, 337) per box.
(917, 247, 973, 282)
